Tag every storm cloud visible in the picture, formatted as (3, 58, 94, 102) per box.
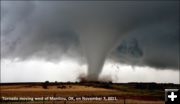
(1, 1, 179, 80)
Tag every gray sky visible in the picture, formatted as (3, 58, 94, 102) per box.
(1, 1, 179, 83)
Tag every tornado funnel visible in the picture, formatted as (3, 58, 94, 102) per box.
(78, 23, 126, 81)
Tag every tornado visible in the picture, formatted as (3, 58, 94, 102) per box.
(74, 7, 129, 81)
(75, 6, 129, 81)
(78, 24, 126, 81)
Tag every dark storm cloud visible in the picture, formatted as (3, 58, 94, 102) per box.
(1, 1, 179, 72)
(1, 1, 81, 61)
(111, 16, 179, 69)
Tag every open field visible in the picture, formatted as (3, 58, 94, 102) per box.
(1, 82, 179, 104)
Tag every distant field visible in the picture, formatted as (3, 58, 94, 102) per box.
(1, 82, 179, 104)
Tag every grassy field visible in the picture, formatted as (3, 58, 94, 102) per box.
(0, 82, 179, 104)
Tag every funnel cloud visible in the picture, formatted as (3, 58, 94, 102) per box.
(1, 1, 179, 81)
